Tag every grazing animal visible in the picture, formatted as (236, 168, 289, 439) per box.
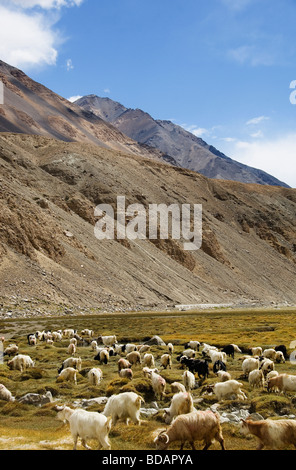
(0, 384, 14, 402)
(167, 343, 174, 354)
(213, 360, 227, 374)
(142, 367, 159, 378)
(250, 347, 262, 356)
(185, 341, 200, 351)
(248, 369, 265, 389)
(259, 358, 274, 377)
(240, 418, 296, 450)
(160, 354, 172, 370)
(27, 334, 37, 346)
(222, 344, 235, 358)
(7, 354, 35, 372)
(180, 357, 209, 379)
(183, 370, 195, 391)
(124, 344, 137, 354)
(142, 353, 155, 368)
(94, 349, 109, 365)
(58, 357, 82, 373)
(97, 335, 117, 347)
(217, 370, 231, 382)
(118, 358, 132, 371)
(151, 371, 166, 400)
(57, 367, 77, 384)
(119, 368, 133, 380)
(267, 374, 296, 394)
(163, 392, 194, 424)
(214, 380, 246, 401)
(102, 391, 144, 426)
(275, 345, 288, 360)
(67, 343, 76, 355)
(126, 351, 141, 366)
(3, 344, 19, 357)
(242, 357, 259, 377)
(63, 329, 77, 338)
(56, 406, 112, 450)
(88, 367, 103, 386)
(154, 410, 225, 451)
(171, 382, 186, 393)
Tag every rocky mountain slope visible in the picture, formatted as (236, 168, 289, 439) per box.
(75, 95, 289, 188)
(0, 60, 173, 165)
(0, 132, 295, 311)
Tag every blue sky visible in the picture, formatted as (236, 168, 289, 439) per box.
(0, 0, 296, 187)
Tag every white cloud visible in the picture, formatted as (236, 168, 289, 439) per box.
(67, 95, 82, 102)
(0, 0, 83, 70)
(103, 88, 111, 94)
(230, 134, 296, 187)
(221, 0, 255, 11)
(66, 58, 74, 71)
(182, 124, 209, 138)
(246, 115, 270, 126)
(2, 0, 83, 9)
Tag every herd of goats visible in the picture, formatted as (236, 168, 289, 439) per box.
(1, 328, 296, 450)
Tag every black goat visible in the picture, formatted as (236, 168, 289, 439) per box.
(213, 360, 227, 374)
(180, 356, 209, 379)
(221, 344, 235, 359)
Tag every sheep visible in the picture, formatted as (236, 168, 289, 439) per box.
(250, 346, 262, 356)
(154, 410, 225, 451)
(102, 391, 144, 426)
(52, 331, 62, 342)
(58, 357, 82, 373)
(3, 344, 19, 357)
(259, 358, 274, 377)
(27, 334, 37, 346)
(124, 343, 137, 354)
(266, 370, 279, 381)
(248, 369, 265, 389)
(163, 392, 194, 424)
(160, 354, 172, 370)
(142, 367, 159, 378)
(181, 349, 196, 359)
(81, 329, 94, 337)
(185, 341, 200, 351)
(118, 358, 132, 371)
(263, 348, 277, 361)
(239, 418, 296, 450)
(114, 344, 126, 355)
(94, 349, 109, 365)
(275, 351, 285, 363)
(91, 340, 98, 351)
(63, 329, 77, 338)
(88, 367, 103, 386)
(142, 353, 155, 368)
(57, 367, 77, 385)
(97, 335, 117, 347)
(167, 343, 174, 354)
(151, 371, 166, 400)
(7, 354, 35, 372)
(209, 350, 227, 365)
(275, 344, 288, 360)
(56, 406, 112, 450)
(242, 357, 259, 377)
(171, 382, 186, 393)
(126, 351, 141, 366)
(69, 337, 77, 346)
(119, 368, 133, 380)
(267, 374, 296, 395)
(0, 384, 15, 402)
(137, 345, 150, 354)
(214, 380, 247, 401)
(222, 344, 241, 358)
(201, 344, 218, 357)
(216, 370, 231, 382)
(67, 343, 76, 355)
(183, 370, 195, 391)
